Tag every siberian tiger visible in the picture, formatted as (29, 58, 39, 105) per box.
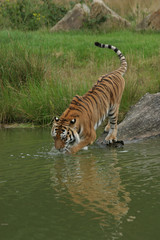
(51, 42, 127, 154)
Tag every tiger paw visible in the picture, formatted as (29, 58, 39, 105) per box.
(112, 140, 124, 148)
(104, 139, 124, 148)
(103, 139, 114, 145)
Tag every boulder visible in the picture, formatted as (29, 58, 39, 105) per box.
(90, 0, 131, 30)
(96, 93, 160, 145)
(50, 3, 90, 32)
(137, 9, 160, 31)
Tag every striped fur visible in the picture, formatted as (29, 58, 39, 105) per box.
(51, 42, 127, 154)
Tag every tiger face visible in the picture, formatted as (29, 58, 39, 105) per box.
(51, 117, 80, 153)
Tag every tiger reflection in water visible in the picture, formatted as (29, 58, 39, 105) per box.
(50, 151, 130, 227)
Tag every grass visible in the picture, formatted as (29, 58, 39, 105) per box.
(0, 29, 160, 125)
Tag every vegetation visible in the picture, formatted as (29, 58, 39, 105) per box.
(0, 30, 160, 125)
(0, 0, 67, 31)
(1, 0, 160, 31)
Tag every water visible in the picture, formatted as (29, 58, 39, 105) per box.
(0, 128, 160, 240)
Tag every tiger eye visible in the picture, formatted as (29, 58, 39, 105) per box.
(70, 119, 76, 124)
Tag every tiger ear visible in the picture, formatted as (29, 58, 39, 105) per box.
(70, 118, 76, 124)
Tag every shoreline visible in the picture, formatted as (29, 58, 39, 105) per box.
(0, 123, 43, 129)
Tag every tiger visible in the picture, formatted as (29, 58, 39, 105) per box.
(51, 42, 127, 154)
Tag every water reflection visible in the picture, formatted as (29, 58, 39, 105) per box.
(50, 150, 130, 227)
(1, 129, 159, 240)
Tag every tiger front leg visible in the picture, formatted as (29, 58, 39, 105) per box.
(69, 130, 96, 154)
(104, 106, 119, 144)
(104, 122, 110, 134)
(105, 126, 118, 144)
(104, 121, 118, 143)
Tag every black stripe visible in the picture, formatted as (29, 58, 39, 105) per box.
(95, 86, 109, 101)
(74, 96, 93, 116)
(84, 96, 94, 108)
(111, 78, 119, 90)
(75, 96, 90, 108)
(114, 48, 118, 53)
(108, 45, 111, 49)
(74, 95, 81, 100)
(60, 119, 68, 124)
(97, 83, 110, 93)
(97, 77, 103, 83)
(82, 98, 94, 113)
(78, 126, 81, 134)
(110, 116, 116, 120)
(108, 112, 115, 117)
(70, 129, 74, 139)
(69, 106, 83, 113)
(99, 82, 110, 93)
(71, 99, 88, 112)
(87, 93, 98, 107)
(105, 75, 113, 81)
(59, 125, 67, 129)
(102, 78, 117, 96)
(88, 90, 93, 93)
(92, 90, 105, 106)
(110, 121, 116, 125)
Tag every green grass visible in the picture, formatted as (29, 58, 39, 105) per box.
(0, 30, 160, 125)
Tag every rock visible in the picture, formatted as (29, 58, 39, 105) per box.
(90, 0, 131, 30)
(82, 3, 90, 16)
(96, 93, 160, 145)
(50, 0, 130, 32)
(137, 9, 160, 31)
(50, 3, 90, 32)
(136, 14, 151, 30)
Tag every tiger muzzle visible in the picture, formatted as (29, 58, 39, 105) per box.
(54, 138, 65, 151)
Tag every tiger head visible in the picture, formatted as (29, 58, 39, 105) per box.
(51, 116, 80, 153)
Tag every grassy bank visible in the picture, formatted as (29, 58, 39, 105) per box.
(0, 30, 160, 125)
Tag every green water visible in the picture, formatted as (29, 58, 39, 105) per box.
(0, 129, 160, 240)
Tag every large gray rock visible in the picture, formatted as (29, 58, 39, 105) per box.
(90, 0, 131, 30)
(50, 3, 90, 32)
(97, 93, 160, 145)
(137, 9, 160, 31)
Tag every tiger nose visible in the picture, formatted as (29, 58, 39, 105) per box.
(55, 139, 63, 150)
